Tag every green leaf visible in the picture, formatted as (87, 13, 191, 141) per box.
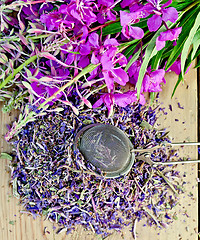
(191, 28, 200, 59)
(171, 48, 194, 97)
(150, 92, 158, 104)
(192, 47, 200, 60)
(181, 11, 200, 75)
(101, 21, 122, 36)
(0, 152, 12, 160)
(194, 60, 200, 68)
(124, 48, 140, 72)
(136, 25, 167, 98)
(170, 0, 197, 11)
(165, 6, 200, 70)
(123, 43, 138, 59)
(150, 47, 165, 70)
(171, 74, 183, 98)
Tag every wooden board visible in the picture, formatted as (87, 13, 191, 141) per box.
(0, 63, 198, 240)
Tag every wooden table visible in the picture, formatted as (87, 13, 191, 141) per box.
(0, 64, 198, 240)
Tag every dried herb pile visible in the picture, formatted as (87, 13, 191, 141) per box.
(10, 103, 184, 237)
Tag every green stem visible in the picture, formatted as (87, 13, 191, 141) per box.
(0, 55, 38, 90)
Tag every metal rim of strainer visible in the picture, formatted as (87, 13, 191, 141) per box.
(74, 123, 135, 178)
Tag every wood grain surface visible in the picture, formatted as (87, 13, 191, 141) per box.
(0, 64, 198, 240)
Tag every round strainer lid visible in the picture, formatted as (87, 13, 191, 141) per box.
(75, 124, 135, 178)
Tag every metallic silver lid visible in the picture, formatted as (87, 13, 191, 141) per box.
(76, 124, 135, 178)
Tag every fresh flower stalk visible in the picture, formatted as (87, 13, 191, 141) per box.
(0, 0, 200, 133)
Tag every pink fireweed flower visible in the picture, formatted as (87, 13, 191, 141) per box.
(97, 0, 116, 24)
(156, 27, 182, 50)
(128, 59, 142, 85)
(40, 0, 97, 31)
(63, 0, 97, 26)
(166, 55, 192, 75)
(128, 60, 165, 92)
(142, 67, 166, 92)
(100, 47, 129, 90)
(120, 11, 144, 39)
(146, 0, 178, 32)
(121, 0, 144, 13)
(93, 91, 145, 116)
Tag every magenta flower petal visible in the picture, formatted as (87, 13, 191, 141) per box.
(101, 56, 114, 71)
(142, 74, 150, 92)
(116, 53, 127, 66)
(147, 15, 162, 32)
(139, 93, 146, 105)
(159, 27, 182, 41)
(93, 93, 114, 116)
(121, 0, 139, 8)
(104, 39, 119, 48)
(151, 69, 165, 81)
(111, 68, 129, 86)
(147, 0, 160, 5)
(129, 26, 144, 39)
(114, 91, 146, 106)
(162, 0, 172, 8)
(31, 82, 45, 96)
(128, 59, 141, 84)
(166, 60, 181, 75)
(79, 44, 91, 55)
(114, 92, 131, 107)
(156, 36, 166, 50)
(142, 68, 165, 92)
(120, 11, 135, 26)
(92, 97, 103, 108)
(97, 12, 107, 24)
(159, 30, 174, 41)
(103, 71, 115, 90)
(46, 86, 63, 99)
(30, 83, 62, 106)
(122, 25, 130, 39)
(162, 7, 178, 23)
(91, 52, 100, 64)
(98, 0, 114, 7)
(40, 12, 61, 31)
(107, 10, 116, 22)
(171, 27, 182, 39)
(88, 33, 99, 48)
(114, 91, 135, 107)
(66, 53, 75, 65)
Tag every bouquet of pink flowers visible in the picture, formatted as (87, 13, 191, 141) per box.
(1, 0, 200, 138)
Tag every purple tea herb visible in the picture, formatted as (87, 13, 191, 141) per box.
(9, 102, 184, 237)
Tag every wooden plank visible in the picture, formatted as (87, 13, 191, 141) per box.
(136, 62, 198, 240)
(0, 63, 198, 240)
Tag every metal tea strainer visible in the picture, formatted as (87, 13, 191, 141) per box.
(74, 123, 135, 178)
(74, 124, 200, 178)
